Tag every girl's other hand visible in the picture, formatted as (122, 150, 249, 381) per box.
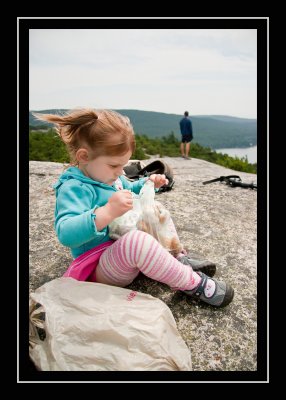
(106, 190, 133, 219)
(149, 174, 169, 189)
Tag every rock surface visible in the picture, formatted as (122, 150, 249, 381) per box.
(29, 157, 257, 371)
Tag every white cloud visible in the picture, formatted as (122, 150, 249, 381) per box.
(29, 29, 257, 118)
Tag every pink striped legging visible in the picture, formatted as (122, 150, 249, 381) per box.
(95, 230, 201, 291)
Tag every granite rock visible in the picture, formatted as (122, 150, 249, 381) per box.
(29, 158, 257, 371)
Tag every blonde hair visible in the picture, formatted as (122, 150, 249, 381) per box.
(33, 108, 136, 164)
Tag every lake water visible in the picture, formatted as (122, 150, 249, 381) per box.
(215, 145, 257, 164)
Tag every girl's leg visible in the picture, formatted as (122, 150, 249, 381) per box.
(96, 230, 234, 307)
(95, 230, 201, 290)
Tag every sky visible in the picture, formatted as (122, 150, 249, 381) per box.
(29, 29, 257, 118)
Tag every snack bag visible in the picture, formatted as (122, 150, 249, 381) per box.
(108, 192, 141, 240)
(109, 180, 183, 256)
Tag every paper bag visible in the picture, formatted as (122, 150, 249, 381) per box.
(29, 277, 192, 371)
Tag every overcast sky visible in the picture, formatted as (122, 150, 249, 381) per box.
(29, 29, 257, 118)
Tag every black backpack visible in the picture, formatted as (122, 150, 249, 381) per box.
(123, 160, 175, 192)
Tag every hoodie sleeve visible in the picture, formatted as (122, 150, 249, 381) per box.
(119, 175, 148, 194)
(54, 180, 107, 248)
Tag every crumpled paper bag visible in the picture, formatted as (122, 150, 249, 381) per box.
(29, 277, 192, 371)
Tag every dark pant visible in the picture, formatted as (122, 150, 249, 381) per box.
(181, 134, 193, 143)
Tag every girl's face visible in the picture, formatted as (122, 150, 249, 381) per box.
(82, 151, 132, 185)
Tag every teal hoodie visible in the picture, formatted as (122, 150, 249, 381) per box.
(53, 167, 147, 258)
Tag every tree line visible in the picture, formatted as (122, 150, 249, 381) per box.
(29, 130, 256, 174)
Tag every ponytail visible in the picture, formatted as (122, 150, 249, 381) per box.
(32, 109, 99, 143)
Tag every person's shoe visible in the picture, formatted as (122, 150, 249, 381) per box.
(177, 254, 216, 277)
(183, 272, 234, 307)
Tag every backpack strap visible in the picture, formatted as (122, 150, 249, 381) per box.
(138, 160, 173, 179)
(138, 160, 174, 192)
(123, 159, 175, 192)
(202, 175, 241, 185)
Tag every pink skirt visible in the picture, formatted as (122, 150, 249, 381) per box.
(63, 240, 114, 282)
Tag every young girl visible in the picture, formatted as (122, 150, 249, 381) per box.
(34, 108, 234, 307)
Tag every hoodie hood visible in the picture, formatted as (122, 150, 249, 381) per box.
(53, 166, 116, 191)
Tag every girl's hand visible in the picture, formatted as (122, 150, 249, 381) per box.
(106, 190, 133, 219)
(149, 174, 169, 189)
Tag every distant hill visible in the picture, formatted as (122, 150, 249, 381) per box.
(29, 109, 257, 149)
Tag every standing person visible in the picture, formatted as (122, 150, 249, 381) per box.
(179, 111, 193, 159)
(34, 108, 234, 307)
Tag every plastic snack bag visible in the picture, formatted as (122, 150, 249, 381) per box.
(108, 192, 141, 240)
(109, 180, 183, 256)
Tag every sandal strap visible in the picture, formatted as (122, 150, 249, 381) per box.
(194, 273, 208, 297)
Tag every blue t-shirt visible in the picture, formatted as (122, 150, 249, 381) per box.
(180, 117, 193, 137)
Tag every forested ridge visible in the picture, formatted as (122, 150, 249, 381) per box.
(30, 109, 257, 150)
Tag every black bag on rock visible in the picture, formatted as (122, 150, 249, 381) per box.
(123, 160, 175, 192)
